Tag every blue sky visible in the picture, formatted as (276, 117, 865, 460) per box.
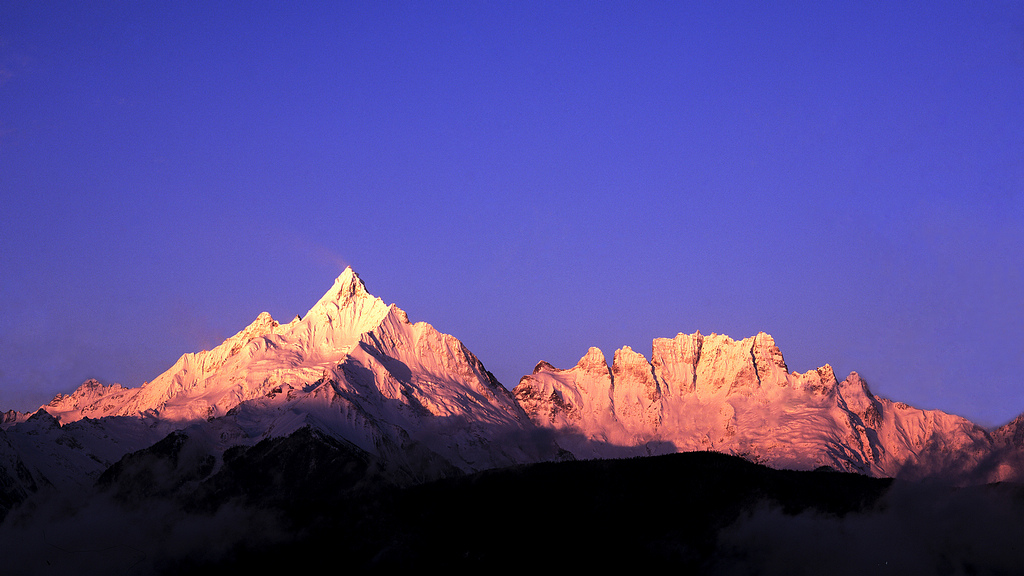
(1, 2, 1022, 426)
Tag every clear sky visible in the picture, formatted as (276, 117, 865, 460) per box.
(1, 2, 1022, 427)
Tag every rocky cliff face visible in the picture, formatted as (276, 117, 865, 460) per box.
(514, 331, 999, 479)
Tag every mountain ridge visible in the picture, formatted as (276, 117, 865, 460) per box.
(514, 332, 1001, 479)
(1, 267, 1021, 505)
(1, 269, 554, 503)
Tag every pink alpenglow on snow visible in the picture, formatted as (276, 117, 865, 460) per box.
(6, 269, 1024, 493)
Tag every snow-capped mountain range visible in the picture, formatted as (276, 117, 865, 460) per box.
(514, 335, 1005, 479)
(2, 268, 1022, 512)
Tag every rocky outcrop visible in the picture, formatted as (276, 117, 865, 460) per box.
(514, 331, 1000, 479)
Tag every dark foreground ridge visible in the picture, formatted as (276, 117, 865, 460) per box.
(5, 425, 1024, 574)
(134, 433, 897, 573)
(155, 436, 1024, 575)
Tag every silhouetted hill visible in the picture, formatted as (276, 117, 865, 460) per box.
(171, 449, 895, 573)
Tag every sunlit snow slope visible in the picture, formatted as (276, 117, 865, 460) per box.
(39, 269, 541, 473)
(7, 269, 1023, 491)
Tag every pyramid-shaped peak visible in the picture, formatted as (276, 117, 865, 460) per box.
(301, 267, 391, 337)
(331, 267, 369, 300)
(232, 311, 280, 342)
(307, 267, 372, 312)
(250, 311, 278, 328)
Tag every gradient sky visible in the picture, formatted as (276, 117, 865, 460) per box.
(1, 2, 1022, 427)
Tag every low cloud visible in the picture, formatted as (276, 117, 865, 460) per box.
(712, 481, 1024, 575)
(0, 488, 288, 575)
